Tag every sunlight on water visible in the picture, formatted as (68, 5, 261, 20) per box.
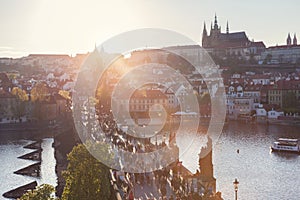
(0, 136, 57, 199)
(40, 138, 57, 187)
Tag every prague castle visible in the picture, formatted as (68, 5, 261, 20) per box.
(202, 15, 265, 60)
(202, 15, 249, 49)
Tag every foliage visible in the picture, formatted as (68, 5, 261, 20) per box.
(18, 184, 58, 200)
(58, 90, 71, 100)
(31, 83, 50, 102)
(11, 87, 29, 101)
(11, 87, 29, 118)
(283, 92, 299, 112)
(61, 143, 113, 200)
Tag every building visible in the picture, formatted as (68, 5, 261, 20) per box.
(227, 96, 254, 119)
(129, 89, 168, 117)
(261, 33, 300, 64)
(243, 84, 262, 107)
(0, 89, 17, 123)
(0, 73, 13, 92)
(202, 15, 265, 60)
(267, 80, 300, 108)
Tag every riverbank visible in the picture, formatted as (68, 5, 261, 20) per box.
(1, 114, 74, 199)
(53, 126, 78, 197)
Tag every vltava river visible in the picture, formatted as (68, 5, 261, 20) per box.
(213, 122, 300, 200)
(1, 122, 300, 200)
(0, 135, 57, 199)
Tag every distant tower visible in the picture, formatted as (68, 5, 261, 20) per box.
(214, 13, 218, 30)
(226, 21, 229, 34)
(202, 22, 208, 47)
(293, 33, 297, 45)
(199, 136, 214, 178)
(211, 14, 221, 37)
(198, 136, 216, 194)
(287, 33, 292, 46)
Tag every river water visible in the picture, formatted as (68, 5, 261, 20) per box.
(0, 135, 57, 200)
(1, 122, 300, 200)
(213, 122, 300, 200)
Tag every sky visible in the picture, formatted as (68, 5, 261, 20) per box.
(0, 0, 300, 58)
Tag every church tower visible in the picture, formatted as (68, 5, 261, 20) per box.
(226, 21, 229, 34)
(287, 33, 292, 46)
(202, 22, 208, 47)
(212, 14, 221, 34)
(209, 14, 221, 47)
(293, 33, 297, 45)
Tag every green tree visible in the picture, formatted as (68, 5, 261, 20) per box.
(61, 143, 113, 200)
(283, 92, 298, 108)
(31, 83, 50, 120)
(18, 184, 58, 200)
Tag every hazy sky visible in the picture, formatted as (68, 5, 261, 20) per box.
(0, 0, 299, 58)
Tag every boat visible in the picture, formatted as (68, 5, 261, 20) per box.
(271, 138, 300, 153)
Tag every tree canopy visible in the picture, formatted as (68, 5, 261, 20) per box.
(18, 184, 57, 200)
(31, 83, 50, 102)
(61, 143, 113, 200)
(11, 87, 29, 101)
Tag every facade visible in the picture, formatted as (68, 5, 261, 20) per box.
(268, 109, 284, 119)
(164, 88, 179, 110)
(0, 89, 17, 123)
(0, 73, 13, 92)
(261, 33, 300, 64)
(267, 80, 300, 108)
(129, 89, 168, 114)
(243, 85, 262, 108)
(227, 96, 254, 119)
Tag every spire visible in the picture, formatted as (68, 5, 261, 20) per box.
(202, 22, 208, 47)
(226, 21, 229, 34)
(214, 13, 218, 30)
(203, 22, 207, 36)
(287, 33, 292, 46)
(293, 33, 297, 45)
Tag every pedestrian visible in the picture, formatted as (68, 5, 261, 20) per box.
(128, 190, 134, 200)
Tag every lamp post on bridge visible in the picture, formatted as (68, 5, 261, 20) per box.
(233, 178, 239, 200)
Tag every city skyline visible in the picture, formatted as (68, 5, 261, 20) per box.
(1, 0, 300, 58)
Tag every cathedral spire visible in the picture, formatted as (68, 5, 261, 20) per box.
(214, 13, 218, 30)
(202, 22, 208, 47)
(203, 21, 207, 36)
(293, 33, 297, 45)
(226, 21, 229, 34)
(287, 33, 292, 46)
